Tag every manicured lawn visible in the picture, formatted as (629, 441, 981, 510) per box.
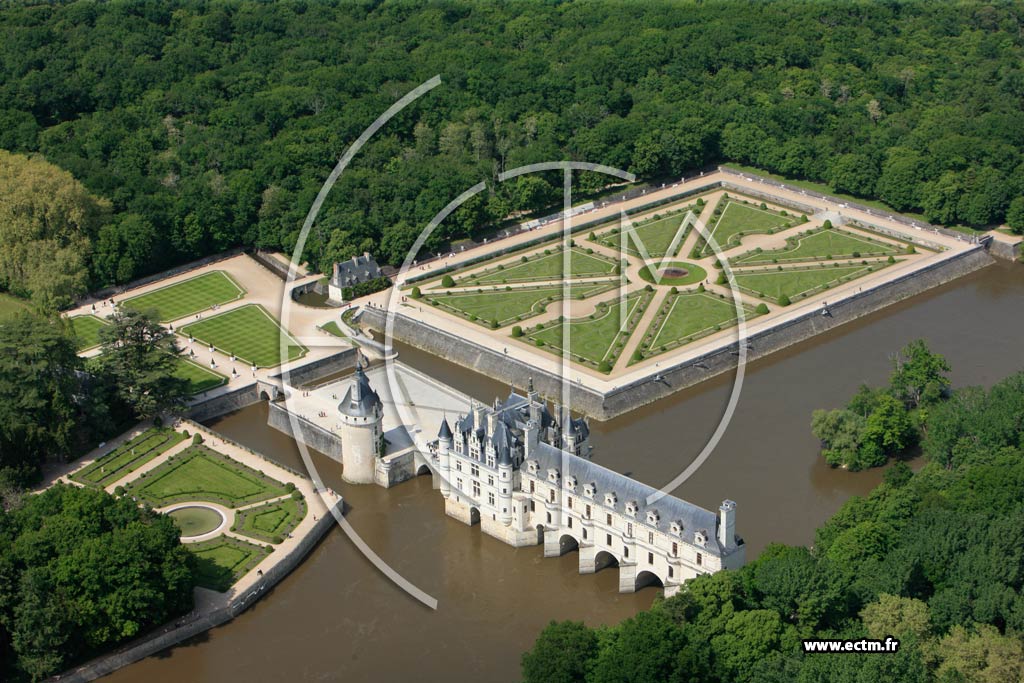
(321, 321, 346, 338)
(0, 292, 29, 321)
(528, 290, 651, 369)
(129, 445, 288, 508)
(122, 271, 245, 322)
(595, 209, 696, 257)
(173, 356, 228, 394)
(735, 263, 887, 302)
(68, 314, 111, 351)
(637, 261, 708, 286)
(180, 304, 307, 368)
(697, 200, 792, 256)
(735, 228, 899, 264)
(461, 247, 617, 285)
(169, 506, 223, 537)
(648, 293, 750, 351)
(233, 496, 306, 543)
(428, 281, 616, 328)
(70, 428, 187, 488)
(188, 535, 271, 592)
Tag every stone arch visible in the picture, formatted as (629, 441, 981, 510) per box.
(594, 550, 620, 573)
(260, 390, 271, 401)
(416, 464, 432, 477)
(536, 524, 545, 545)
(635, 570, 665, 591)
(558, 533, 580, 554)
(469, 507, 481, 526)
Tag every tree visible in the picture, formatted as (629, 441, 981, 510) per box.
(860, 594, 931, 641)
(812, 409, 866, 468)
(94, 309, 188, 420)
(0, 313, 82, 487)
(931, 624, 1024, 683)
(1006, 197, 1024, 234)
(0, 484, 194, 680)
(828, 154, 878, 197)
(0, 151, 110, 310)
(889, 339, 950, 409)
(521, 620, 597, 683)
(590, 609, 693, 683)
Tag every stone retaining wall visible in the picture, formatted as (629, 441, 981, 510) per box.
(187, 384, 261, 422)
(267, 402, 343, 461)
(81, 248, 247, 303)
(989, 238, 1021, 262)
(50, 501, 342, 683)
(272, 347, 359, 387)
(362, 247, 993, 421)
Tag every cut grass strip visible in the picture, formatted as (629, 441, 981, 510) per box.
(71, 428, 187, 488)
(122, 271, 245, 322)
(188, 535, 271, 592)
(68, 314, 112, 351)
(180, 304, 307, 368)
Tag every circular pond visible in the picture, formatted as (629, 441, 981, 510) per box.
(169, 505, 225, 538)
(637, 261, 708, 286)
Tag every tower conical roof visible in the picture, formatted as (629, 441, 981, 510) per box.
(438, 416, 453, 440)
(338, 357, 382, 418)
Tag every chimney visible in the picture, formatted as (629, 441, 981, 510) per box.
(718, 500, 736, 549)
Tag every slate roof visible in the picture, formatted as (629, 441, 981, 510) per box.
(331, 253, 382, 288)
(338, 361, 382, 418)
(528, 442, 723, 556)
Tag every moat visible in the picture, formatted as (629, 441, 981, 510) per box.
(104, 259, 1024, 683)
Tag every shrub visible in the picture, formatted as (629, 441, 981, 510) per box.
(511, 326, 523, 338)
(505, 286, 512, 291)
(670, 286, 679, 295)
(760, 202, 767, 210)
(822, 219, 833, 230)
(489, 319, 499, 329)
(586, 247, 593, 254)
(410, 286, 422, 299)
(644, 284, 653, 292)
(535, 339, 544, 347)
(153, 415, 163, 428)
(272, 535, 284, 544)
(716, 272, 727, 285)
(780, 210, 788, 216)
(632, 350, 644, 362)
(697, 283, 705, 293)
(778, 293, 791, 306)
(521, 255, 528, 263)
(852, 251, 861, 259)
(613, 265, 621, 275)
(598, 360, 612, 373)
(496, 264, 504, 271)
(285, 482, 296, 492)
(192, 433, 203, 445)
(441, 274, 455, 288)
(589, 232, 596, 240)
(114, 485, 125, 496)
(182, 430, 190, 438)
(906, 244, 916, 254)
(887, 255, 896, 264)
(292, 490, 303, 501)
(755, 303, 769, 314)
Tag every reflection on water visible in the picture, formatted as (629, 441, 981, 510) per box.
(104, 260, 1024, 683)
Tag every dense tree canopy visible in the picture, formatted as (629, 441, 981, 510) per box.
(523, 367, 1024, 683)
(0, 1, 1023, 295)
(0, 484, 195, 681)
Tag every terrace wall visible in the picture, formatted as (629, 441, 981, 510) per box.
(361, 246, 993, 421)
(266, 402, 343, 462)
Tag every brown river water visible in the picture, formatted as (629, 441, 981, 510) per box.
(104, 260, 1024, 683)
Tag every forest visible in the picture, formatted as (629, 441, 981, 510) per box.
(522, 365, 1024, 682)
(2, 1, 1024, 310)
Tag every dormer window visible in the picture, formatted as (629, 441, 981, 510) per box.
(547, 468, 560, 483)
(565, 475, 577, 491)
(646, 509, 660, 526)
(624, 501, 638, 517)
(603, 492, 617, 507)
(670, 520, 683, 535)
(527, 461, 538, 474)
(694, 530, 707, 547)
(583, 482, 596, 498)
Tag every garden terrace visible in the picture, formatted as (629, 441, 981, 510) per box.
(693, 197, 803, 257)
(121, 270, 245, 322)
(173, 356, 228, 394)
(424, 280, 618, 328)
(635, 291, 761, 363)
(188, 535, 272, 592)
(180, 303, 307, 368)
(454, 246, 618, 285)
(68, 314, 111, 351)
(70, 428, 187, 488)
(591, 205, 700, 258)
(734, 227, 901, 265)
(233, 496, 307, 544)
(733, 261, 896, 305)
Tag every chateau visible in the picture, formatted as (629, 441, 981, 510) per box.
(426, 380, 746, 595)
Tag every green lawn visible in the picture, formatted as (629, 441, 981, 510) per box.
(169, 506, 223, 537)
(173, 356, 228, 394)
(595, 209, 696, 257)
(321, 321, 346, 338)
(648, 293, 750, 351)
(0, 292, 29, 321)
(122, 271, 245, 322)
(70, 428, 187, 488)
(528, 290, 651, 369)
(460, 247, 617, 285)
(129, 445, 288, 508)
(697, 200, 792, 256)
(233, 496, 306, 543)
(188, 535, 271, 592)
(180, 304, 307, 367)
(429, 281, 616, 327)
(637, 261, 708, 286)
(735, 263, 887, 302)
(735, 228, 900, 264)
(68, 314, 111, 351)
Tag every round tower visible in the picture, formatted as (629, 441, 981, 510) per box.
(338, 358, 383, 484)
(437, 416, 453, 498)
(497, 446, 513, 525)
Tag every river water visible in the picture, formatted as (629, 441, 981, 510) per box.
(105, 260, 1024, 682)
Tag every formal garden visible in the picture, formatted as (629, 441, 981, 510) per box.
(232, 496, 307, 544)
(733, 260, 895, 306)
(122, 270, 246, 322)
(420, 280, 618, 328)
(692, 196, 806, 257)
(633, 289, 762, 362)
(180, 303, 307, 367)
(71, 427, 187, 488)
(68, 313, 111, 351)
(188, 535, 273, 592)
(126, 443, 289, 508)
(590, 203, 701, 257)
(451, 245, 618, 285)
(526, 289, 654, 372)
(172, 356, 229, 394)
(734, 225, 902, 264)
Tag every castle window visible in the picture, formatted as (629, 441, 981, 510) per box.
(648, 552, 654, 565)
(530, 501, 535, 512)
(471, 464, 479, 477)
(606, 534, 612, 546)
(583, 528, 588, 540)
(585, 504, 591, 519)
(528, 461, 538, 474)
(565, 475, 577, 490)
(625, 501, 637, 516)
(697, 553, 703, 566)
(606, 513, 612, 525)
(488, 492, 495, 506)
(488, 475, 494, 486)
(604, 492, 617, 507)
(547, 468, 559, 483)
(456, 461, 462, 472)
(648, 531, 654, 544)
(546, 512, 551, 524)
(529, 481, 535, 493)
(668, 566, 674, 579)
(672, 542, 678, 557)
(567, 517, 573, 529)
(567, 496, 573, 509)
(487, 456, 495, 468)
(624, 546, 629, 559)
(549, 489, 555, 503)
(472, 481, 480, 497)
(457, 478, 463, 491)
(626, 522, 633, 538)
(584, 483, 596, 497)
(646, 510, 660, 525)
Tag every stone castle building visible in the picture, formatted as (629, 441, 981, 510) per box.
(337, 358, 384, 484)
(427, 380, 745, 595)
